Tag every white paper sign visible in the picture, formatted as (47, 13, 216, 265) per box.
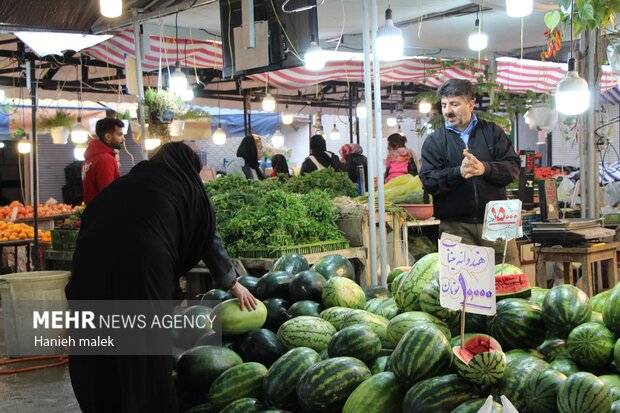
(482, 200, 522, 242)
(438, 233, 496, 316)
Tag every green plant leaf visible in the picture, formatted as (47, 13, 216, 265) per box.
(544, 11, 562, 29)
(579, 3, 595, 20)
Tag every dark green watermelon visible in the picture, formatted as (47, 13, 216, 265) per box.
(311, 254, 355, 280)
(237, 276, 260, 295)
(537, 338, 568, 362)
(493, 356, 549, 411)
(232, 329, 286, 368)
(263, 298, 291, 331)
(327, 325, 382, 362)
(525, 369, 567, 413)
(549, 358, 581, 377)
(368, 355, 390, 374)
(464, 313, 489, 334)
(403, 374, 479, 412)
(567, 322, 616, 370)
(542, 285, 591, 339)
(173, 305, 214, 349)
(201, 289, 233, 304)
(176, 345, 243, 391)
(272, 253, 309, 275)
(287, 300, 323, 317)
(255, 271, 295, 300)
(486, 298, 545, 350)
(557, 372, 612, 413)
(289, 270, 326, 302)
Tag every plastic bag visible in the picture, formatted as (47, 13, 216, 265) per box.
(556, 176, 575, 204)
(605, 181, 620, 207)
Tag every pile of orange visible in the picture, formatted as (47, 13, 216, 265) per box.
(0, 201, 74, 220)
(0, 221, 50, 242)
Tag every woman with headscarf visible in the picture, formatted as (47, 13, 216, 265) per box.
(269, 154, 291, 178)
(226, 134, 265, 180)
(300, 134, 344, 175)
(65, 142, 257, 413)
(339, 143, 368, 187)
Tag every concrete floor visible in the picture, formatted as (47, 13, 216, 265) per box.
(0, 309, 81, 413)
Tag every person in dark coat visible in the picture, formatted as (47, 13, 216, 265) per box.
(300, 134, 344, 175)
(339, 143, 368, 188)
(65, 142, 257, 413)
(269, 154, 291, 177)
(226, 134, 265, 180)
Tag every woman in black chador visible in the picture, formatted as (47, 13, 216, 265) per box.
(66, 142, 256, 412)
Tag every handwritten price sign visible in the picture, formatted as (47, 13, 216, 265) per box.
(438, 234, 496, 316)
(482, 200, 522, 242)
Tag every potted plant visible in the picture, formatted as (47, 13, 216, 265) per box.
(37, 109, 75, 144)
(142, 88, 186, 142)
(175, 107, 213, 141)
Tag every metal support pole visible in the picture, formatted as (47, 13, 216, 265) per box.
(348, 84, 354, 144)
(132, 16, 148, 160)
(371, 0, 388, 284)
(362, 0, 377, 285)
(586, 29, 600, 217)
(30, 59, 39, 270)
(243, 92, 249, 135)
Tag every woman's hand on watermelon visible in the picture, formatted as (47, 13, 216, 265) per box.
(230, 281, 258, 311)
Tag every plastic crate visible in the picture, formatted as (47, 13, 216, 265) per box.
(521, 213, 542, 235)
(237, 240, 350, 259)
(50, 229, 79, 251)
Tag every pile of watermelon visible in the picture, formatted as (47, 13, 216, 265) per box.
(174, 252, 620, 413)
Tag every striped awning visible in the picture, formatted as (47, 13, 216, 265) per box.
(84, 31, 619, 94)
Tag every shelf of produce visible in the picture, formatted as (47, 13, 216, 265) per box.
(238, 247, 369, 286)
(13, 214, 72, 231)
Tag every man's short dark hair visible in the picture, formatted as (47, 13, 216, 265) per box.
(96, 118, 124, 141)
(437, 79, 475, 101)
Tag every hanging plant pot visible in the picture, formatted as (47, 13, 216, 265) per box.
(526, 104, 558, 132)
(150, 109, 174, 124)
(50, 127, 69, 144)
(169, 120, 185, 139)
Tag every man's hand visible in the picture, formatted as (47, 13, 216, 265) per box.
(229, 281, 258, 311)
(460, 149, 485, 179)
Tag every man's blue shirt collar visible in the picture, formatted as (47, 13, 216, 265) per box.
(445, 114, 478, 136)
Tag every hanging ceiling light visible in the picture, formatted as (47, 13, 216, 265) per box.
(506, 0, 533, 18)
(169, 62, 188, 96)
(71, 118, 89, 144)
(386, 114, 398, 127)
(330, 124, 341, 140)
(556, 0, 590, 116)
(100, 0, 122, 18)
(419, 100, 432, 114)
(272, 129, 284, 148)
(262, 93, 276, 111)
(376, 7, 404, 61)
(17, 138, 31, 154)
(304, 35, 327, 71)
(0, 141, 4, 149)
(282, 105, 294, 125)
(213, 124, 227, 145)
(468, 12, 488, 51)
(73, 144, 87, 161)
(144, 137, 162, 151)
(356, 101, 367, 119)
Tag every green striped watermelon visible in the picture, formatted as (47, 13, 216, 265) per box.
(176, 345, 243, 390)
(388, 324, 452, 387)
(394, 253, 439, 311)
(327, 325, 381, 362)
(368, 355, 390, 374)
(322, 277, 366, 309)
(530, 287, 548, 307)
(363, 285, 391, 300)
(403, 374, 479, 412)
(599, 374, 620, 402)
(590, 289, 613, 313)
(319, 307, 357, 330)
(183, 402, 218, 413)
(452, 334, 506, 385)
(525, 369, 567, 413)
(419, 278, 461, 324)
(296, 357, 371, 413)
(504, 349, 545, 365)
(387, 311, 451, 346)
(486, 298, 545, 350)
(557, 372, 612, 413)
(365, 297, 399, 319)
(264, 347, 321, 410)
(339, 310, 390, 346)
(537, 338, 568, 362)
(220, 397, 263, 413)
(287, 300, 323, 318)
(542, 285, 591, 338)
(604, 285, 620, 335)
(494, 263, 532, 300)
(277, 316, 336, 352)
(387, 266, 411, 287)
(616, 338, 620, 371)
(342, 372, 404, 413)
(451, 398, 503, 413)
(567, 322, 616, 370)
(208, 362, 268, 410)
(493, 356, 549, 411)
(389, 273, 405, 296)
(550, 358, 581, 377)
(464, 313, 489, 334)
(213, 299, 267, 336)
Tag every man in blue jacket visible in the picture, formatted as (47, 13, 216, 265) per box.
(420, 79, 521, 266)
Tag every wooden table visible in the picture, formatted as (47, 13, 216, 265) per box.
(534, 242, 619, 296)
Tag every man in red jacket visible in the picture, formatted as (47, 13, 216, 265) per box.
(82, 118, 125, 204)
